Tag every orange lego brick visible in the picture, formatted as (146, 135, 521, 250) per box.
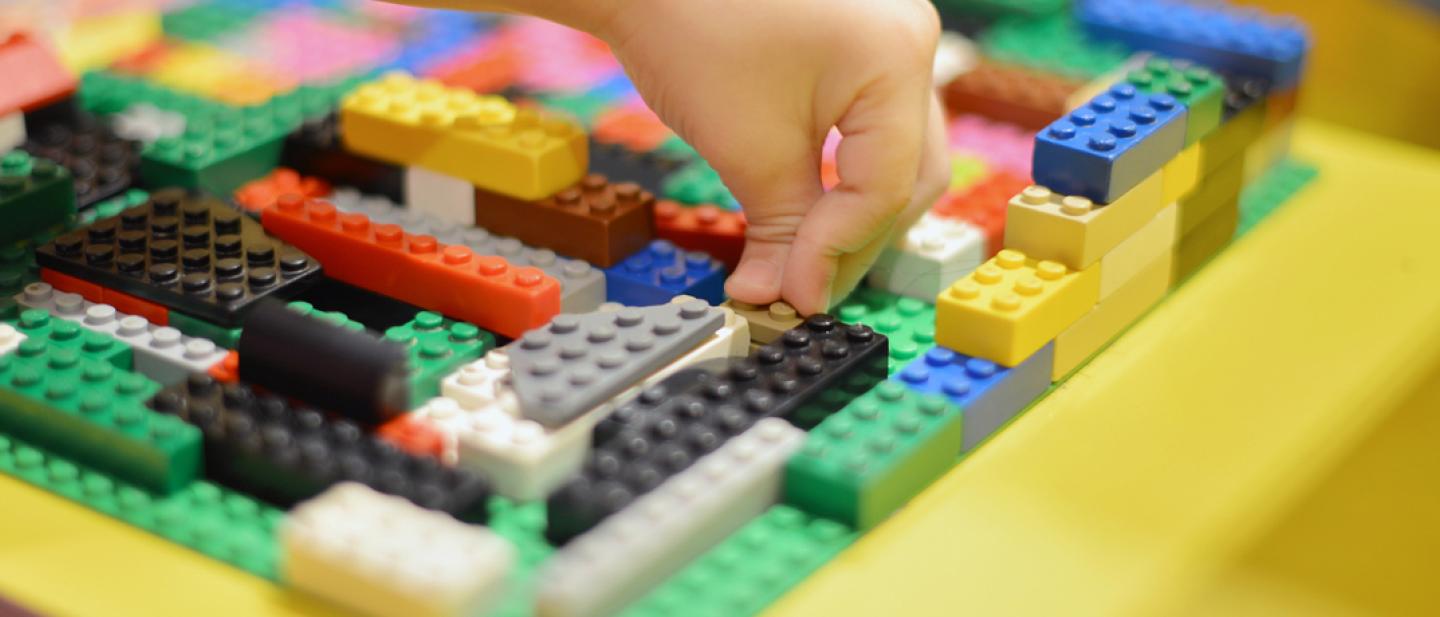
(41, 268, 169, 325)
(377, 414, 446, 461)
(653, 201, 746, 270)
(233, 167, 331, 213)
(261, 195, 561, 339)
(932, 170, 1031, 257)
(941, 59, 1082, 130)
(38, 267, 103, 299)
(592, 106, 672, 153)
(208, 350, 239, 384)
(472, 173, 655, 268)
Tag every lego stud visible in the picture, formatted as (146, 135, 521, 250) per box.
(1013, 276, 1043, 297)
(973, 265, 1003, 285)
(996, 250, 1026, 270)
(1018, 185, 1052, 205)
(768, 302, 797, 320)
(1059, 196, 1093, 216)
(1036, 261, 1067, 281)
(945, 279, 981, 301)
(991, 291, 1021, 312)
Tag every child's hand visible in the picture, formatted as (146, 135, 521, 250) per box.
(598, 0, 950, 314)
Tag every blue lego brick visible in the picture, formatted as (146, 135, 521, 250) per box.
(380, 15, 484, 74)
(604, 240, 726, 306)
(1033, 82, 1186, 204)
(893, 343, 1054, 451)
(1075, 0, 1309, 89)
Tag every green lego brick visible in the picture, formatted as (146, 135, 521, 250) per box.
(0, 151, 76, 246)
(662, 158, 737, 207)
(836, 288, 936, 374)
(933, 0, 1069, 19)
(140, 103, 302, 195)
(1237, 158, 1319, 237)
(488, 498, 556, 617)
(13, 309, 133, 369)
(79, 188, 149, 225)
(784, 381, 962, 529)
(168, 309, 243, 349)
(620, 505, 855, 617)
(1126, 57, 1225, 146)
(536, 92, 615, 128)
(78, 71, 235, 118)
(287, 301, 367, 332)
(979, 15, 1130, 80)
(0, 242, 38, 321)
(384, 311, 494, 408)
(0, 330, 201, 494)
(161, 1, 263, 42)
(0, 431, 282, 579)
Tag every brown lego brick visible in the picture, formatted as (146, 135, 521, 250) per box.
(472, 173, 655, 268)
(722, 299, 802, 345)
(942, 59, 1083, 130)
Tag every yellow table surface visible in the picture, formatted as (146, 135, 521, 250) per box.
(3, 120, 1440, 616)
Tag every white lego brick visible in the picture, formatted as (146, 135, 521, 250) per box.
(405, 165, 476, 226)
(110, 103, 186, 143)
(0, 111, 24, 152)
(16, 282, 228, 385)
(538, 418, 805, 617)
(282, 482, 514, 617)
(867, 212, 987, 300)
(0, 323, 26, 357)
(933, 30, 978, 86)
(416, 395, 593, 501)
(441, 348, 514, 411)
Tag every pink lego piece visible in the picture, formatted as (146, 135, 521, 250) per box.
(947, 114, 1035, 178)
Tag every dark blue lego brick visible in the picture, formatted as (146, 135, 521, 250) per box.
(1032, 82, 1185, 204)
(604, 240, 726, 306)
(893, 344, 1053, 451)
(1076, 0, 1309, 89)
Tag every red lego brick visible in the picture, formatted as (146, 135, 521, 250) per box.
(109, 41, 173, 76)
(40, 268, 170, 325)
(233, 167, 331, 213)
(472, 173, 655, 268)
(931, 171, 1031, 257)
(592, 106, 672, 153)
(653, 201, 746, 270)
(377, 415, 446, 460)
(209, 350, 240, 384)
(262, 195, 561, 339)
(941, 59, 1082, 131)
(0, 33, 78, 115)
(427, 40, 522, 94)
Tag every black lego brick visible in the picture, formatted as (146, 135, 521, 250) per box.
(282, 111, 403, 203)
(22, 114, 141, 209)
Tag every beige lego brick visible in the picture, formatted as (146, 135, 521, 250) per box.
(1004, 170, 1165, 272)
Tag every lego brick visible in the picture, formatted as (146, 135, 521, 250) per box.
(160, 1, 262, 42)
(941, 59, 1081, 130)
(147, 374, 492, 522)
(1244, 117, 1296, 184)
(291, 275, 427, 333)
(0, 431, 283, 579)
(405, 165, 476, 226)
(1162, 142, 1202, 205)
(41, 268, 170, 326)
(340, 72, 587, 201)
(207, 349, 238, 383)
(1173, 199, 1238, 284)
(1033, 82, 1186, 204)
(383, 311, 494, 409)
(282, 483, 514, 617)
(835, 287, 937, 374)
(661, 158, 739, 209)
(232, 167, 331, 214)
(785, 381, 962, 530)
(238, 299, 410, 426)
(473, 173, 656, 269)
(931, 170, 1030, 257)
(618, 505, 855, 617)
(75, 70, 231, 119)
(1199, 80, 1269, 175)
(440, 348, 515, 412)
(0, 34, 78, 116)
(22, 116, 141, 209)
(1098, 203, 1177, 300)
(37, 189, 323, 328)
(140, 104, 296, 196)
(977, 14, 1130, 81)
(1076, 0, 1309, 89)
(588, 139, 691, 197)
(653, 201, 746, 271)
(283, 111, 403, 203)
(933, 0, 1067, 18)
(935, 249, 1100, 367)
(377, 413, 447, 460)
(867, 212, 986, 301)
(332, 187, 607, 314)
(167, 309, 241, 348)
(593, 105, 672, 153)
(1237, 158, 1318, 237)
(1179, 153, 1245, 237)
(0, 112, 22, 152)
(605, 240, 726, 306)
(79, 188, 149, 225)
(260, 195, 562, 339)
(0, 150, 75, 246)
(1053, 249, 1171, 380)
(948, 154, 989, 193)
(932, 30, 979, 87)
(722, 300, 802, 346)
(1003, 169, 1165, 271)
(0, 324, 202, 493)
(1126, 57, 1225, 146)
(547, 315, 887, 543)
(508, 299, 725, 427)
(538, 418, 805, 617)
(16, 282, 228, 385)
(12, 308, 132, 369)
(111, 102, 188, 144)
(415, 394, 593, 501)
(893, 342, 1054, 451)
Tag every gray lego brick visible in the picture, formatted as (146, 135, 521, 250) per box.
(330, 188, 606, 313)
(16, 282, 228, 385)
(508, 299, 725, 427)
(964, 342, 1054, 451)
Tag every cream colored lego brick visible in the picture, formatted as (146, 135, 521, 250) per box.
(415, 395, 592, 501)
(404, 165, 475, 226)
(867, 212, 987, 301)
(0, 112, 24, 152)
(1098, 203, 1177, 300)
(722, 300, 802, 345)
(1053, 250, 1171, 380)
(1004, 170, 1165, 271)
(1163, 142, 1202, 204)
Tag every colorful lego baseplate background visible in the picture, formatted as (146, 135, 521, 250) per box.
(1, 0, 1437, 616)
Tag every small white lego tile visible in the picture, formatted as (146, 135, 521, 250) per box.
(0, 323, 26, 357)
(405, 165, 476, 226)
(441, 348, 513, 411)
(110, 103, 186, 143)
(283, 482, 514, 617)
(0, 111, 24, 152)
(416, 395, 594, 501)
(867, 213, 987, 300)
(537, 418, 805, 617)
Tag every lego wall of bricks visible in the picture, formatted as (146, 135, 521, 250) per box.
(0, 1, 1319, 616)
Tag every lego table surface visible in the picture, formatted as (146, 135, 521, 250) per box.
(2, 119, 1440, 617)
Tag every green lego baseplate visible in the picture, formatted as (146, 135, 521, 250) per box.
(489, 499, 558, 617)
(979, 15, 1131, 80)
(1238, 159, 1320, 236)
(384, 311, 495, 408)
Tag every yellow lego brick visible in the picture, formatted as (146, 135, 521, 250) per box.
(149, 44, 286, 105)
(56, 10, 162, 73)
(340, 72, 588, 200)
(1162, 142, 1202, 204)
(1099, 203, 1176, 299)
(1200, 98, 1266, 176)
(1053, 249, 1170, 380)
(935, 249, 1100, 367)
(1179, 152, 1244, 237)
(1173, 200, 1239, 284)
(1003, 170, 1164, 271)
